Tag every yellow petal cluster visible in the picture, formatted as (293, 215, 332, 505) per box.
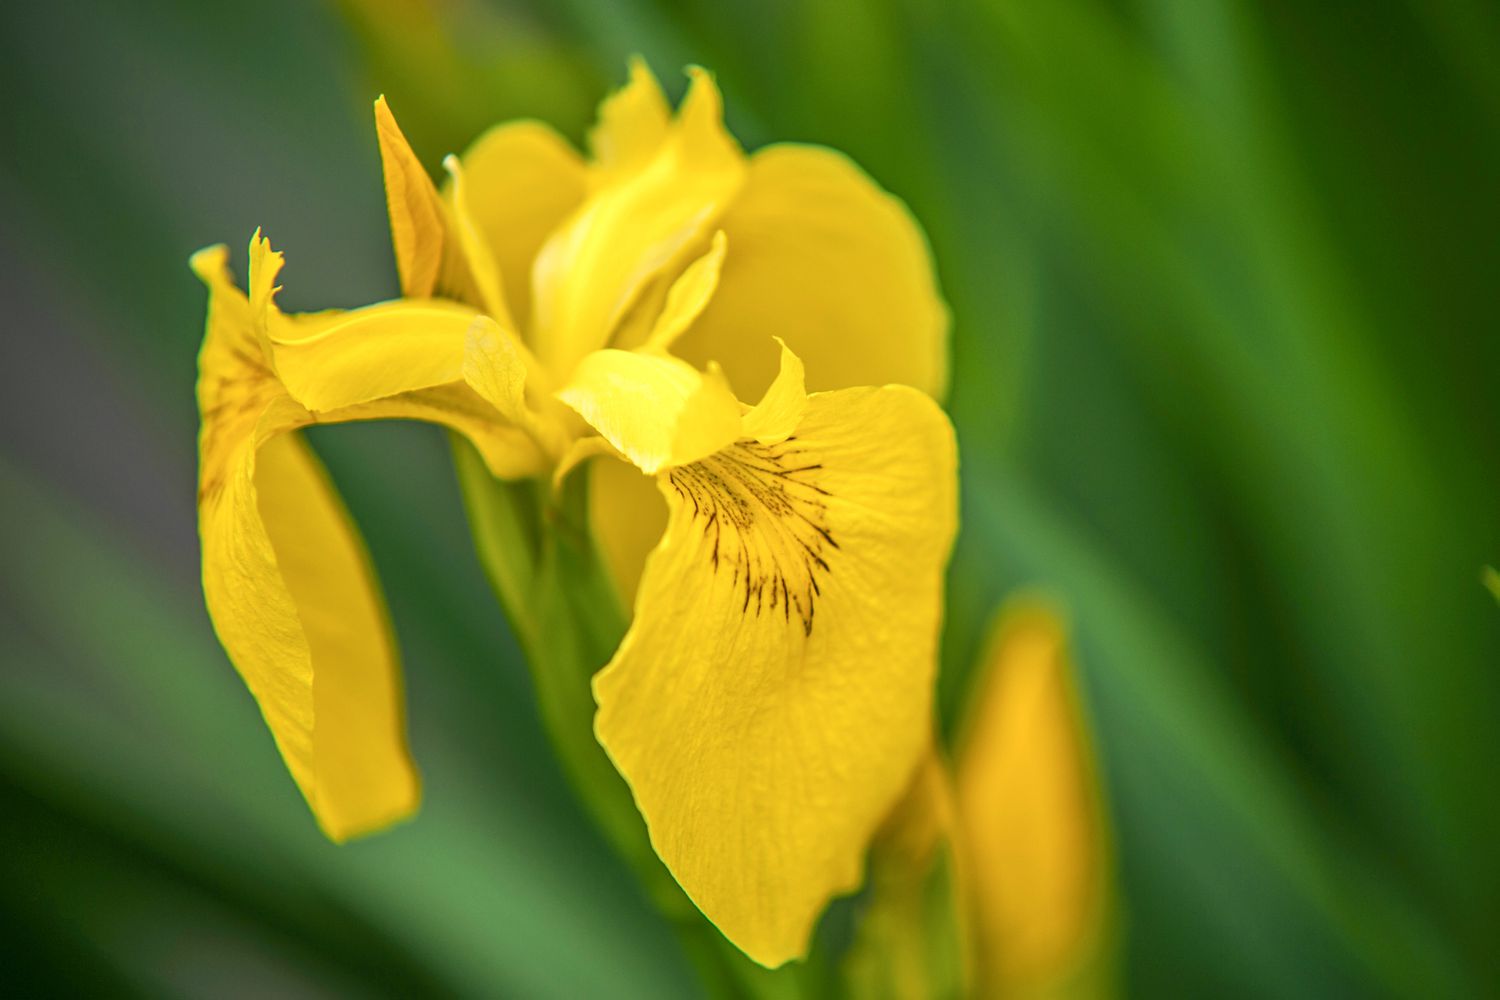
(194, 59, 955, 966)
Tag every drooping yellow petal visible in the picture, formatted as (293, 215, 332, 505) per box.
(192, 237, 559, 841)
(448, 122, 586, 333)
(556, 348, 742, 475)
(531, 67, 745, 376)
(268, 298, 480, 413)
(593, 385, 959, 966)
(252, 429, 422, 840)
(956, 599, 1112, 996)
(194, 247, 419, 842)
(674, 144, 948, 400)
(374, 95, 476, 302)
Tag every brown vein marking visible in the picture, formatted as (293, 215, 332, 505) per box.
(667, 438, 836, 636)
(196, 347, 280, 506)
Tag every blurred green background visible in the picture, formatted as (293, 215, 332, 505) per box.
(2, 0, 1498, 995)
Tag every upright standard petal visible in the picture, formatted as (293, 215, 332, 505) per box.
(593, 385, 959, 966)
(450, 121, 585, 334)
(530, 67, 745, 376)
(588, 56, 671, 184)
(956, 600, 1113, 995)
(193, 246, 420, 842)
(674, 144, 948, 400)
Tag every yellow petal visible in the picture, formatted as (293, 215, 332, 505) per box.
(588, 56, 671, 184)
(531, 66, 745, 376)
(374, 95, 475, 302)
(556, 348, 742, 474)
(740, 337, 806, 443)
(674, 144, 948, 400)
(956, 599, 1111, 994)
(462, 315, 568, 460)
(643, 230, 728, 352)
(461, 315, 534, 426)
(268, 298, 480, 413)
(194, 250, 420, 842)
(442, 154, 512, 328)
(192, 241, 545, 839)
(251, 429, 422, 839)
(341, 383, 549, 482)
(588, 453, 667, 609)
(590, 338, 804, 608)
(448, 121, 585, 332)
(593, 385, 959, 966)
(240, 233, 544, 479)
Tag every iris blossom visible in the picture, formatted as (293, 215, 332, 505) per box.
(194, 62, 954, 966)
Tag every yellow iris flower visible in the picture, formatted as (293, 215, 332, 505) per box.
(193, 61, 955, 967)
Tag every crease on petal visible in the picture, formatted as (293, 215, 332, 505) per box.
(556, 348, 741, 475)
(593, 385, 959, 966)
(253, 428, 422, 842)
(956, 597, 1113, 995)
